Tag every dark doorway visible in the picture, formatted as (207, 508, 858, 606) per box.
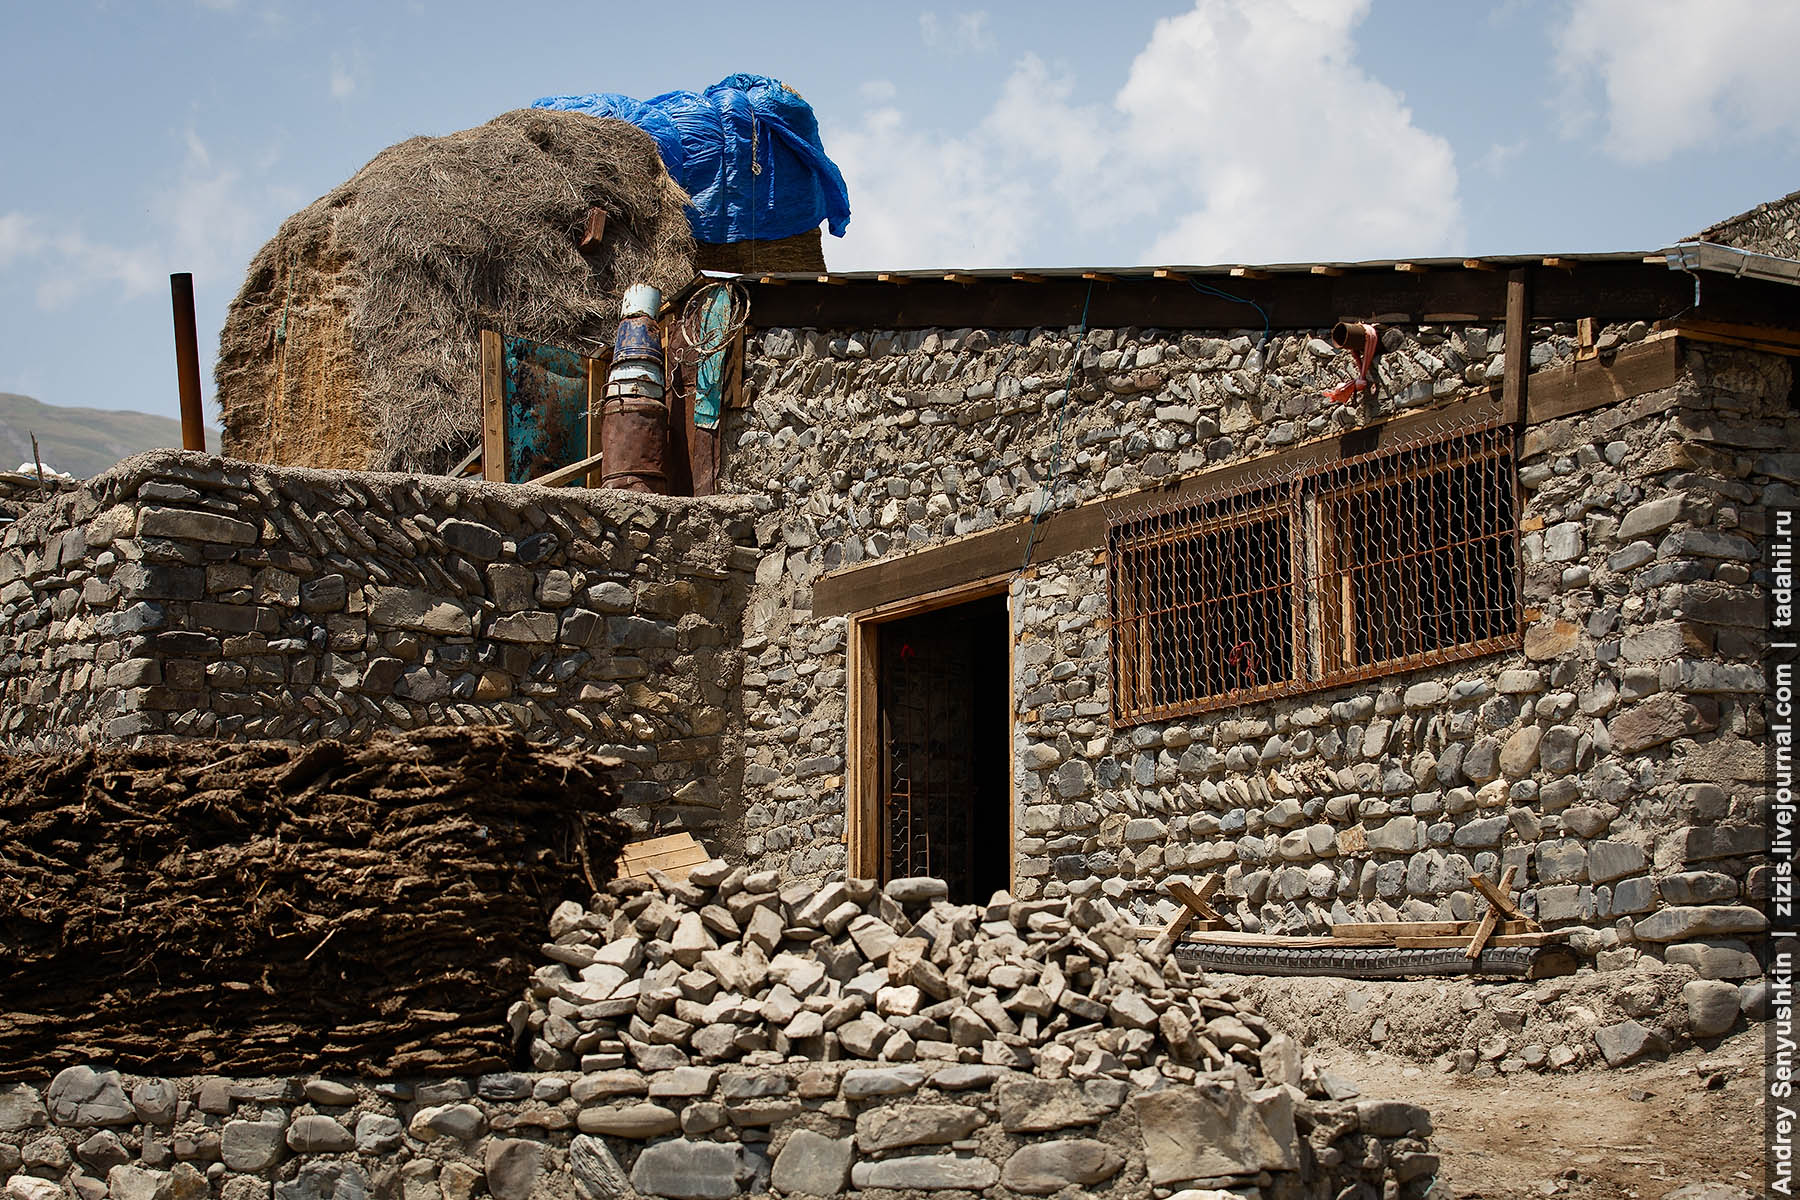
(876, 593, 1009, 905)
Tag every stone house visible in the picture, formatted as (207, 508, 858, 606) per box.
(1, 225, 1792, 981)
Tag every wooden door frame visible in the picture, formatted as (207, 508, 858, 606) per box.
(846, 572, 1017, 891)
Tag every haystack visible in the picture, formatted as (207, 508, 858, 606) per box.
(216, 108, 695, 473)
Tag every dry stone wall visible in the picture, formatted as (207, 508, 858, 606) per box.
(723, 326, 1785, 978)
(0, 451, 758, 839)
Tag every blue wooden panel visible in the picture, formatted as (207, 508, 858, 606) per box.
(503, 337, 588, 485)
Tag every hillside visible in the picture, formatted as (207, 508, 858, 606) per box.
(0, 394, 217, 479)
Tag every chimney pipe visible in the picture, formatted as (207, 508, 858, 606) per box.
(170, 273, 207, 453)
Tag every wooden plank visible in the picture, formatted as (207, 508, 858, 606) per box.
(1331, 920, 1534, 938)
(1167, 878, 1222, 921)
(622, 833, 697, 856)
(1503, 269, 1529, 424)
(624, 845, 710, 871)
(846, 615, 881, 879)
(1398, 932, 1570, 949)
(1576, 316, 1598, 361)
(1470, 869, 1531, 925)
(584, 348, 612, 488)
(580, 207, 608, 249)
(480, 329, 505, 483)
(1666, 317, 1800, 349)
(1667, 318, 1800, 356)
(1005, 590, 1018, 895)
(1162, 877, 1222, 942)
(1332, 921, 1467, 938)
(530, 449, 606, 489)
(446, 440, 484, 479)
(1464, 865, 1518, 959)
(1525, 330, 1680, 424)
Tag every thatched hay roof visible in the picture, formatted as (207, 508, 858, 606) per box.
(217, 108, 695, 473)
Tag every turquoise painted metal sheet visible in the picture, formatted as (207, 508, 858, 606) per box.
(503, 336, 588, 485)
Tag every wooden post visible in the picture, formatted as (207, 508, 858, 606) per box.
(1503, 269, 1529, 424)
(480, 329, 505, 483)
(847, 615, 881, 879)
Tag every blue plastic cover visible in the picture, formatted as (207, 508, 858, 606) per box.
(533, 74, 850, 246)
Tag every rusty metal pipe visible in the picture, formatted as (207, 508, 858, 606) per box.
(1330, 320, 1375, 355)
(170, 273, 206, 452)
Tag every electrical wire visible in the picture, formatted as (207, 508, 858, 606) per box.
(1188, 279, 1270, 351)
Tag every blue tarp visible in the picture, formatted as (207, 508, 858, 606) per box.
(533, 74, 850, 246)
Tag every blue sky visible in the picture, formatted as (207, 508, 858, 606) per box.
(4, 0, 1799, 424)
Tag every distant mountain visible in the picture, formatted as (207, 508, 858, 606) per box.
(0, 394, 218, 479)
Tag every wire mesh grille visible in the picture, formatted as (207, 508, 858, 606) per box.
(1108, 417, 1520, 725)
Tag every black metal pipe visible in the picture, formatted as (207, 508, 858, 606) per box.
(170, 273, 206, 452)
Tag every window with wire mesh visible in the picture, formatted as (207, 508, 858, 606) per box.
(1108, 421, 1519, 725)
(1108, 485, 1300, 722)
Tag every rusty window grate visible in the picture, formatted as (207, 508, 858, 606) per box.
(1108, 419, 1519, 725)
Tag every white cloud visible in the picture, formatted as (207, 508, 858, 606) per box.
(1476, 139, 1527, 176)
(329, 52, 356, 100)
(1555, 0, 1800, 165)
(919, 10, 994, 54)
(822, 103, 1038, 269)
(825, 0, 1462, 269)
(0, 131, 286, 311)
(0, 214, 43, 269)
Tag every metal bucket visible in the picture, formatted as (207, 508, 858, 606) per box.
(613, 316, 664, 365)
(621, 284, 662, 319)
(610, 361, 666, 388)
(605, 381, 665, 403)
(600, 394, 669, 493)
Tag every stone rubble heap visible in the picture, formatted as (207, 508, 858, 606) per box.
(496, 861, 1437, 1197)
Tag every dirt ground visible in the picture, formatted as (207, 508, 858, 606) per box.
(1309, 1029, 1764, 1200)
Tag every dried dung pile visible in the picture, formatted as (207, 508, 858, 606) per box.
(693, 227, 826, 273)
(215, 108, 695, 474)
(0, 727, 625, 1080)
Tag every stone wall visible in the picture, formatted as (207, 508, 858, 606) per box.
(722, 323, 1787, 976)
(0, 451, 759, 839)
(1696, 186, 1800, 259)
(0, 470, 81, 524)
(0, 1061, 1434, 1200)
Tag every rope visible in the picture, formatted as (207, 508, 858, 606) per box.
(1018, 280, 1095, 573)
